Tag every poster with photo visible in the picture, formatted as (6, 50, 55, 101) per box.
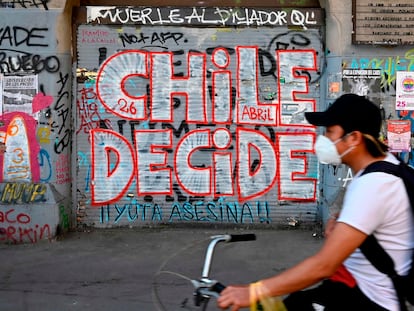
(387, 120, 411, 153)
(396, 71, 414, 110)
(342, 69, 381, 100)
(2, 75, 38, 115)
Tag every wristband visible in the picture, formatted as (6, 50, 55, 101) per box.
(249, 281, 261, 306)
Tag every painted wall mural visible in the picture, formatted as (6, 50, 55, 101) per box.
(0, 9, 72, 243)
(76, 7, 325, 228)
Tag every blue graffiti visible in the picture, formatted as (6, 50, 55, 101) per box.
(38, 149, 52, 182)
(77, 151, 91, 193)
(100, 199, 271, 224)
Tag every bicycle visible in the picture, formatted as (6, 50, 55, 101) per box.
(152, 233, 256, 311)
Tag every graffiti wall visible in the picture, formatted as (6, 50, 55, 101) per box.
(0, 183, 66, 243)
(0, 8, 72, 242)
(75, 6, 325, 228)
(326, 50, 414, 167)
(320, 1, 414, 224)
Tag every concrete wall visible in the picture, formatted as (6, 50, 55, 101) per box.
(0, 2, 73, 243)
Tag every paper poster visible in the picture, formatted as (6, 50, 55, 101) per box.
(396, 71, 414, 110)
(327, 73, 342, 99)
(387, 120, 411, 153)
(2, 75, 38, 115)
(342, 69, 381, 99)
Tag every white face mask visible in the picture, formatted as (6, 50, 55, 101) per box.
(314, 135, 355, 165)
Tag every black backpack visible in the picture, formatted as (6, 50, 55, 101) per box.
(360, 160, 414, 311)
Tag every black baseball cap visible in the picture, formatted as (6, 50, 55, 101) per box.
(305, 94, 382, 138)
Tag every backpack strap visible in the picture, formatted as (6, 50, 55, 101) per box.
(362, 160, 401, 178)
(363, 160, 414, 207)
(359, 236, 407, 311)
(359, 161, 408, 311)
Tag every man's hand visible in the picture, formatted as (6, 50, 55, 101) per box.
(217, 285, 250, 311)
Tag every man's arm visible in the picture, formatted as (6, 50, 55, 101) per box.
(217, 222, 367, 311)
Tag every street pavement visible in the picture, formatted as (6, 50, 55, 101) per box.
(0, 225, 325, 311)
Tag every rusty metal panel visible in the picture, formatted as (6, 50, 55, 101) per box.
(74, 6, 325, 228)
(84, 6, 324, 27)
(79, 0, 322, 8)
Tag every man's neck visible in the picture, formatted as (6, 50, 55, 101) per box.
(348, 154, 387, 174)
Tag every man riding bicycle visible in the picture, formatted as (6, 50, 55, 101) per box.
(218, 94, 414, 311)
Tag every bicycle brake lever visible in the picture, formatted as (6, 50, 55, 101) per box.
(191, 278, 217, 290)
(192, 279, 214, 306)
(192, 279, 226, 305)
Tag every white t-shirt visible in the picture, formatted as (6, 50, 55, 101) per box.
(337, 154, 414, 311)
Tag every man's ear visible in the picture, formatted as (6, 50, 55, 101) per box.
(347, 131, 363, 145)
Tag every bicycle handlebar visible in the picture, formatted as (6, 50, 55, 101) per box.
(211, 282, 226, 293)
(193, 233, 257, 308)
(227, 233, 256, 242)
(201, 233, 256, 280)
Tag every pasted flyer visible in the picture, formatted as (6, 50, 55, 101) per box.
(2, 75, 38, 115)
(387, 119, 411, 153)
(342, 69, 381, 100)
(396, 71, 414, 110)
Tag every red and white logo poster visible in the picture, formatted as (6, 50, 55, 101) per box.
(387, 120, 411, 153)
(396, 71, 414, 110)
